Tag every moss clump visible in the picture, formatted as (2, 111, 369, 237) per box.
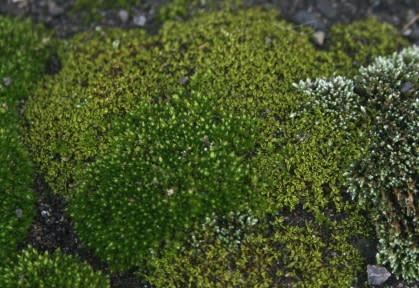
(0, 16, 50, 265)
(296, 46, 419, 281)
(70, 90, 259, 271)
(147, 211, 369, 288)
(0, 247, 110, 288)
(24, 8, 408, 285)
(25, 10, 405, 197)
(330, 17, 408, 71)
(25, 28, 157, 194)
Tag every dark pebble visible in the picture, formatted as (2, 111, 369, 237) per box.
(317, 0, 337, 19)
(400, 81, 414, 95)
(179, 76, 189, 85)
(3, 76, 11, 87)
(294, 10, 326, 30)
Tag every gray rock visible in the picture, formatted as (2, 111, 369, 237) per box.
(118, 9, 129, 24)
(3, 76, 11, 87)
(48, 1, 64, 17)
(401, 81, 414, 95)
(367, 265, 391, 286)
(15, 209, 23, 218)
(317, 0, 337, 19)
(294, 10, 326, 30)
(312, 31, 326, 46)
(179, 76, 189, 85)
(133, 14, 147, 27)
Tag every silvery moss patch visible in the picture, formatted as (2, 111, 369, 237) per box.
(0, 247, 110, 288)
(296, 46, 419, 281)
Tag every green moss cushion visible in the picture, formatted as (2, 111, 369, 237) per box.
(70, 90, 259, 271)
(0, 126, 34, 265)
(0, 16, 50, 265)
(23, 8, 408, 285)
(0, 247, 110, 288)
(147, 211, 369, 288)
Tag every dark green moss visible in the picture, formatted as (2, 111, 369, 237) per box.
(0, 16, 50, 266)
(70, 90, 259, 271)
(0, 247, 110, 287)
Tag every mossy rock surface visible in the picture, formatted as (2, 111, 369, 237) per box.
(23, 8, 410, 286)
(0, 16, 50, 265)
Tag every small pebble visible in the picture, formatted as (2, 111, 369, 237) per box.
(179, 76, 189, 85)
(133, 14, 147, 27)
(41, 210, 50, 217)
(312, 31, 326, 46)
(15, 209, 23, 218)
(401, 81, 414, 95)
(367, 265, 391, 286)
(3, 77, 11, 87)
(118, 9, 129, 24)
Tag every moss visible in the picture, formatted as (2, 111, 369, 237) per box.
(0, 247, 110, 288)
(158, 0, 244, 22)
(296, 47, 419, 281)
(0, 16, 50, 265)
(24, 8, 408, 284)
(330, 17, 408, 71)
(70, 89, 260, 271)
(147, 210, 370, 287)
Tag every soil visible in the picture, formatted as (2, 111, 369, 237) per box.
(1, 1, 418, 287)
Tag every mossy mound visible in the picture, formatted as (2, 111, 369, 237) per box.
(0, 247, 110, 288)
(70, 90, 260, 271)
(0, 16, 50, 265)
(147, 211, 369, 288)
(24, 9, 409, 285)
(25, 9, 405, 197)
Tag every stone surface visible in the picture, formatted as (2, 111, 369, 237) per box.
(367, 265, 391, 286)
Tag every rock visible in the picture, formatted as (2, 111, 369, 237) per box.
(294, 10, 326, 30)
(3, 76, 11, 87)
(15, 209, 23, 218)
(401, 81, 414, 95)
(133, 14, 147, 27)
(407, 25, 419, 44)
(118, 9, 129, 24)
(317, 0, 337, 19)
(367, 265, 391, 286)
(179, 76, 189, 85)
(48, 1, 64, 17)
(312, 31, 326, 46)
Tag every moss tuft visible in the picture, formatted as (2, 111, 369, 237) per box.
(0, 247, 110, 288)
(0, 16, 50, 265)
